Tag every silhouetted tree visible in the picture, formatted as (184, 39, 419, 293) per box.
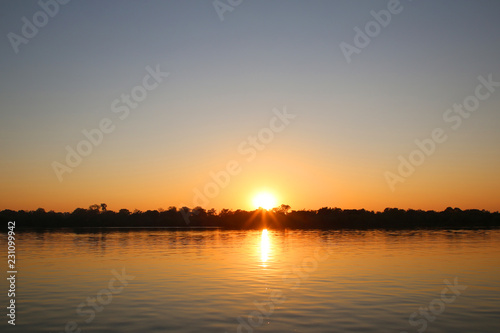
(119, 209, 130, 215)
(35, 208, 46, 214)
(273, 204, 291, 214)
(193, 206, 207, 217)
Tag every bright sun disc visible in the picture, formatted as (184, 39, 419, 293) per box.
(253, 192, 277, 210)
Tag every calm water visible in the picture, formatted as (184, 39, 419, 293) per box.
(2, 229, 500, 332)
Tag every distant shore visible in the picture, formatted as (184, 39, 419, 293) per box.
(2, 206, 499, 230)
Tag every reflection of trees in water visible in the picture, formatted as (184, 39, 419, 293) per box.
(70, 233, 107, 256)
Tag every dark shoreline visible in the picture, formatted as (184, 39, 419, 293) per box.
(2, 207, 499, 230)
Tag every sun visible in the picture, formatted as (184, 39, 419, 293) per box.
(253, 192, 277, 210)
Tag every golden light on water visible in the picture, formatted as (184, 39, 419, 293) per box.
(260, 229, 271, 266)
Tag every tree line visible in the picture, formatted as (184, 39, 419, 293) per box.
(1, 204, 499, 229)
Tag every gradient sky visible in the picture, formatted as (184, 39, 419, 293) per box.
(1, 0, 499, 212)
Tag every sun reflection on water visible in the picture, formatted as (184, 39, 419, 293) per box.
(261, 229, 270, 266)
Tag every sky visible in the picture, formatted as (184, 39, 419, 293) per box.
(1, 0, 499, 213)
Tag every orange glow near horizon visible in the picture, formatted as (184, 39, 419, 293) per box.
(1, 150, 500, 213)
